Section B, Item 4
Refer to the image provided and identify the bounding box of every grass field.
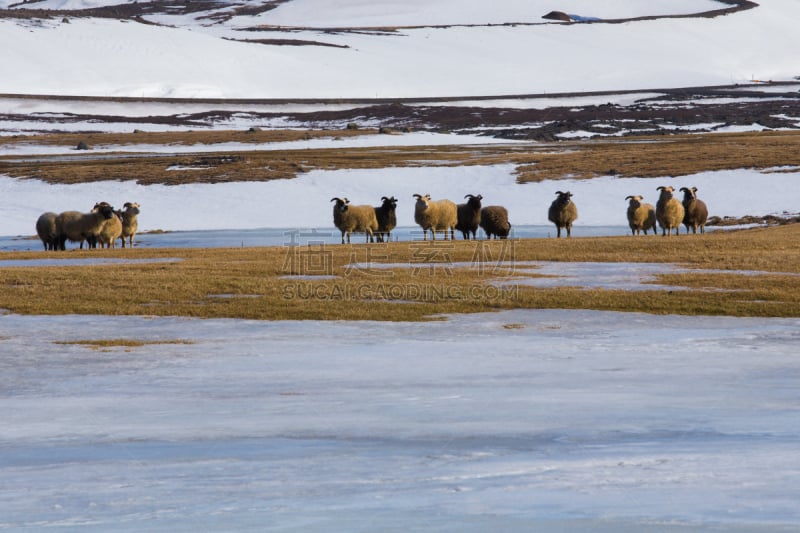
[3,128,800,322]
[2,223,799,321]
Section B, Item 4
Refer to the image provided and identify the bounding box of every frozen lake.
[2,225,659,252]
[1,309,799,531]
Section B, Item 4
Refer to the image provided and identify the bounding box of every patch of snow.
[2,166,798,237]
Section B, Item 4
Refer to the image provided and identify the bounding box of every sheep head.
[93,202,115,220]
[679,187,698,200]
[123,202,141,215]
[331,197,350,212]
[413,193,431,207]
[464,193,483,207]
[381,196,398,209]
[626,195,644,206]
[554,191,573,205]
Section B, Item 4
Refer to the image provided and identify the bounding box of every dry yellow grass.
[4,129,800,185]
[53,339,194,349]
[2,224,799,321]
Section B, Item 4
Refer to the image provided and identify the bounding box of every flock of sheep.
[32,185,706,250]
[331,193,513,244]
[331,186,708,243]
[627,186,708,236]
[35,202,141,251]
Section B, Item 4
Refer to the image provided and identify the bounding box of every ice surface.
[1,309,799,530]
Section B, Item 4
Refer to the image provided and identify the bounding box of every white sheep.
[331,197,378,244]
[35,212,58,251]
[97,215,123,249]
[55,202,116,250]
[117,202,141,248]
[625,195,657,235]
[656,185,685,237]
[413,193,457,241]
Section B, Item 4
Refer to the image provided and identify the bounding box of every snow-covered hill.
[1,1,799,238]
[1,0,798,98]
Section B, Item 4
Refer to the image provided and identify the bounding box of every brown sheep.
[680,187,709,235]
[480,206,512,239]
[548,191,578,238]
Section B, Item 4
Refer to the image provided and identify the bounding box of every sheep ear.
[692,187,698,193]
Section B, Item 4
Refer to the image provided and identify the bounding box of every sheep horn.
[330,197,340,203]
[381,196,388,202]
[679,187,689,192]
[625,195,633,200]
[413,193,422,199]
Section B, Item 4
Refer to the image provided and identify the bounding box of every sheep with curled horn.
[625,195,657,236]
[35,212,59,251]
[331,197,378,244]
[117,202,141,248]
[456,194,482,240]
[54,202,115,250]
[480,205,512,239]
[679,187,708,235]
[412,193,457,241]
[548,190,578,238]
[655,185,685,237]
[373,196,398,243]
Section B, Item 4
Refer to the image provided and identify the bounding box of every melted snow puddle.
[0,257,181,268]
[348,261,790,291]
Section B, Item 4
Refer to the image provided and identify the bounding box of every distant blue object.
[568,14,602,22]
